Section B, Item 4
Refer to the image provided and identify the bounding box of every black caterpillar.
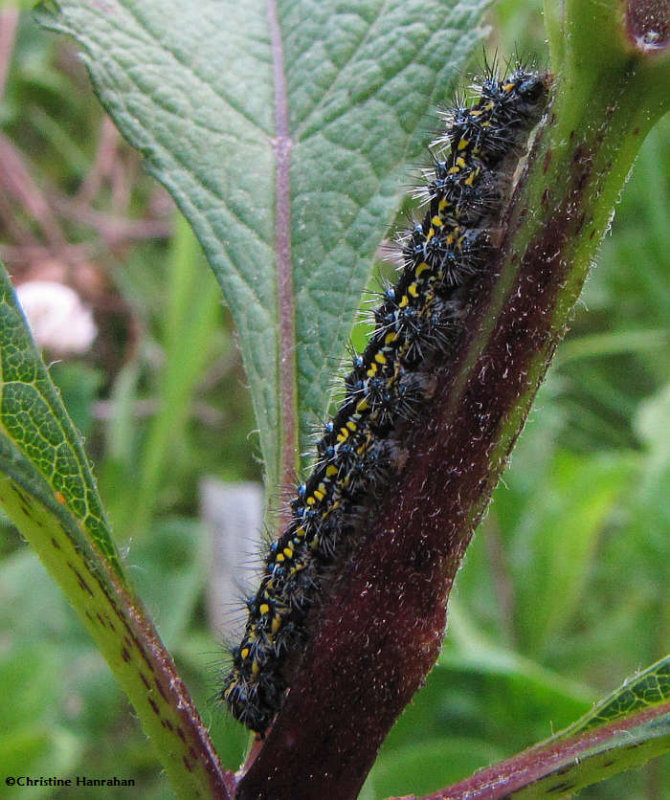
[222,65,551,735]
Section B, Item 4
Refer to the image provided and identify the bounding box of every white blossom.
[16,280,97,355]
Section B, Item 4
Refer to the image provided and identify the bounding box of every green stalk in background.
[120,215,223,536]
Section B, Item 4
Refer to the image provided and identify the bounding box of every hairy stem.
[237,2,670,796]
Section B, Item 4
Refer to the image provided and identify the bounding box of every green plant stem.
[556,329,670,365]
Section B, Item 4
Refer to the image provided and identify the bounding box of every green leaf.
[1,727,82,800]
[560,657,670,738]
[0,641,83,796]
[132,518,209,649]
[0,263,230,799]
[510,451,635,654]
[0,270,122,576]
[368,737,504,798]
[556,328,670,366]
[1,641,68,736]
[35,0,492,497]
[636,382,670,467]
[418,657,670,799]
[624,384,670,652]
[442,602,594,710]
[511,656,670,798]
[125,215,224,535]
[0,1,36,9]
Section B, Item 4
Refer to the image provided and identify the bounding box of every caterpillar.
[221,64,551,735]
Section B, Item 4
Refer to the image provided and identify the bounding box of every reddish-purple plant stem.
[627,0,670,44]
[236,118,593,800]
[406,702,670,799]
[267,0,297,497]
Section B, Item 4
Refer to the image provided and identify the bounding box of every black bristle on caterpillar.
[221,64,551,735]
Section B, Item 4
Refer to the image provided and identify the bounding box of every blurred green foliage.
[1,2,669,798]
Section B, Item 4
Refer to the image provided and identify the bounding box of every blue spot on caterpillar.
[221,64,551,735]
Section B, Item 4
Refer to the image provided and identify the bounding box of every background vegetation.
[1,0,669,797]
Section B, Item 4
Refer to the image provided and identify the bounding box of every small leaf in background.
[635,382,670,486]
[368,737,504,799]
[130,517,209,650]
[508,451,635,656]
